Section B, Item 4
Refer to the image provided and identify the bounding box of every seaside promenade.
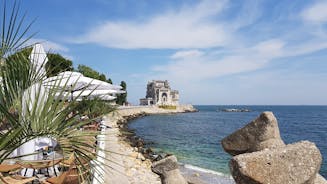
[95,105,197,184]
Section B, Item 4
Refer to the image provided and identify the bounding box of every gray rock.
[152,155,187,184]
[221,111,285,156]
[229,141,322,184]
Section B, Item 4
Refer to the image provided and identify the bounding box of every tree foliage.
[77,64,100,79]
[75,97,115,119]
[77,64,114,83]
[99,74,106,81]
[116,81,127,105]
[6,47,32,59]
[45,53,73,77]
[107,78,112,84]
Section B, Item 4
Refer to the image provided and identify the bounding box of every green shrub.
[75,97,115,119]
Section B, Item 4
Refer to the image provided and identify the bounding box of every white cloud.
[153,39,284,82]
[151,35,327,91]
[28,38,69,52]
[170,50,204,59]
[283,40,327,57]
[301,1,327,23]
[73,0,230,49]
[229,0,262,30]
[64,0,327,104]
[253,39,285,58]
[147,37,327,104]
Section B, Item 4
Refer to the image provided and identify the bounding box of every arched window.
[162,93,167,102]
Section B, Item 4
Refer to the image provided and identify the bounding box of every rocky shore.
[100,105,197,184]
[222,111,327,184]
[99,107,326,184]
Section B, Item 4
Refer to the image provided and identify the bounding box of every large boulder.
[221,111,285,155]
[152,155,187,184]
[229,141,322,184]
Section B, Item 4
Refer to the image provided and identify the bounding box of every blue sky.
[17,0,327,105]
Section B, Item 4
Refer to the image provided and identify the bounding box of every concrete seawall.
[117,104,197,115]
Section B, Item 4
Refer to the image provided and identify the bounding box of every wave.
[180,163,233,179]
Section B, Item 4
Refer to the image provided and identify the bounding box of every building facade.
[140,80,179,106]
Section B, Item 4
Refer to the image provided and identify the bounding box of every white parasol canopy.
[43,74,88,92]
[15,67,56,176]
[57,71,83,78]
[98,94,116,101]
[22,82,48,119]
[29,43,48,78]
[44,72,123,92]
[80,76,123,91]
[12,44,55,162]
[72,89,118,98]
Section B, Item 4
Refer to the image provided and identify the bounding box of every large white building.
[140,80,179,106]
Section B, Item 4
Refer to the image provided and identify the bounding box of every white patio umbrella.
[81,76,123,90]
[57,71,83,77]
[22,82,48,118]
[110,89,126,94]
[74,94,116,101]
[11,44,56,176]
[14,82,57,176]
[43,74,88,92]
[29,43,48,79]
[44,72,125,101]
[72,89,118,98]
[44,72,122,92]
[98,94,116,101]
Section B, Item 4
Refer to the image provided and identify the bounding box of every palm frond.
[0,1,117,183]
[0,0,36,57]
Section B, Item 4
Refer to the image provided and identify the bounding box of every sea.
[128,105,327,182]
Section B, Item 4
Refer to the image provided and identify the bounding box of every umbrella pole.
[71,91,74,101]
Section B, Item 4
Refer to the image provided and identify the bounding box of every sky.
[12,0,327,105]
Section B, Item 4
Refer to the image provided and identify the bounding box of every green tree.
[45,53,73,77]
[75,97,115,119]
[99,73,106,81]
[107,78,113,84]
[116,81,127,105]
[6,47,32,61]
[77,64,100,79]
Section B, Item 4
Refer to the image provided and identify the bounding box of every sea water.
[128,105,327,180]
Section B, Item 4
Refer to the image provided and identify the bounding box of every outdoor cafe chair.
[82,124,99,131]
[43,155,90,184]
[16,159,62,177]
[0,172,36,184]
[42,167,89,184]
[0,164,22,174]
[59,153,91,170]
